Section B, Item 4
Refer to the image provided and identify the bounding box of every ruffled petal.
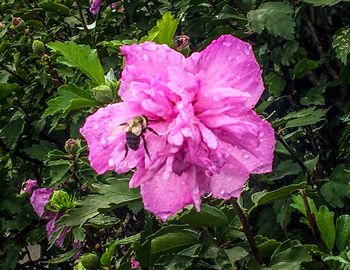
[120,42,185,102]
[80,102,145,174]
[30,188,53,217]
[140,162,193,220]
[209,111,275,174]
[209,155,250,199]
[187,34,264,109]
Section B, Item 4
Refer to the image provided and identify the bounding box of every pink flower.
[81,34,275,220]
[30,187,53,217]
[46,212,70,247]
[21,179,39,195]
[130,256,140,268]
[89,0,102,15]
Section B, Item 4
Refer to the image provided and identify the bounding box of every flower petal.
[140,162,193,220]
[209,156,250,199]
[209,111,275,174]
[30,188,53,217]
[188,34,264,109]
[80,102,145,174]
[120,42,185,102]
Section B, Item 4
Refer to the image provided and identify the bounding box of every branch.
[305,16,339,80]
[75,0,88,33]
[0,61,29,85]
[299,189,325,251]
[231,198,265,266]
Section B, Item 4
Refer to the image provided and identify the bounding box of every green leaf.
[250,182,306,213]
[269,240,312,266]
[43,84,96,117]
[57,178,140,227]
[224,246,249,265]
[151,231,199,256]
[100,234,140,267]
[268,160,303,181]
[145,12,179,46]
[247,2,295,39]
[293,59,319,78]
[47,42,105,85]
[177,204,229,227]
[23,141,55,161]
[274,107,328,129]
[302,0,350,6]
[0,83,20,99]
[47,248,80,264]
[0,114,25,148]
[300,85,326,106]
[333,27,350,65]
[264,72,286,98]
[320,164,350,208]
[315,205,335,252]
[336,215,350,251]
[38,0,70,15]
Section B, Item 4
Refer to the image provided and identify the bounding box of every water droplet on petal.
[259,161,264,166]
[223,41,231,47]
[143,54,149,61]
[259,132,265,138]
[242,153,250,159]
[219,188,225,195]
[108,158,115,166]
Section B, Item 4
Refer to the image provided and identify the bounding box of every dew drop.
[223,41,231,47]
[259,132,265,138]
[242,153,250,159]
[143,54,149,61]
[108,158,115,166]
[259,161,264,166]
[219,188,225,195]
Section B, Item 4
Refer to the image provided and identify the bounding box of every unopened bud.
[79,253,101,270]
[65,139,80,154]
[12,17,26,31]
[32,40,45,54]
[174,35,190,51]
[41,53,50,62]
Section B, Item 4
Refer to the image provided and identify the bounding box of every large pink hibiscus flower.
[81,34,275,220]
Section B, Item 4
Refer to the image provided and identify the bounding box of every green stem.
[231,198,265,266]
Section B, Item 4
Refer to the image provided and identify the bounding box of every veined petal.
[120,42,185,101]
[80,102,145,174]
[140,164,193,221]
[187,34,264,109]
[30,188,53,217]
[214,111,275,174]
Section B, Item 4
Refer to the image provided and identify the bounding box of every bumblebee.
[123,115,158,159]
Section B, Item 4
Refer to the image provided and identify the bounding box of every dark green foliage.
[1,0,350,269]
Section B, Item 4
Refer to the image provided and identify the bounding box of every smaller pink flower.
[89,0,102,14]
[30,188,53,217]
[21,179,38,195]
[46,212,70,247]
[131,256,140,269]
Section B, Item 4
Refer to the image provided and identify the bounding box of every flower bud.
[12,17,26,31]
[65,139,80,154]
[32,40,45,54]
[41,53,50,62]
[79,253,101,270]
[48,190,76,212]
[174,35,190,51]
